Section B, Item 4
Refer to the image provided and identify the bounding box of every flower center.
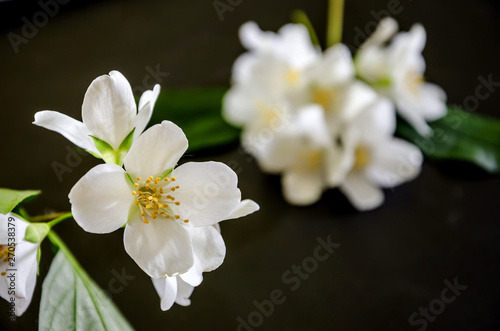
[131,176,189,225]
[405,70,424,94]
[312,87,340,112]
[353,145,370,170]
[285,69,300,86]
[0,245,12,277]
[256,101,287,127]
[296,149,324,173]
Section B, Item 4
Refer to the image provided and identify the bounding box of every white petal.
[175,277,195,306]
[231,53,259,85]
[394,95,433,136]
[276,23,319,68]
[33,111,98,154]
[349,97,396,144]
[340,172,384,211]
[82,70,136,150]
[69,164,132,234]
[186,226,226,285]
[324,144,352,187]
[124,218,193,278]
[222,86,258,127]
[311,44,354,86]
[171,162,241,227]
[152,277,177,311]
[225,199,260,220]
[355,47,389,84]
[366,138,422,188]
[282,170,324,206]
[340,81,380,124]
[134,84,161,140]
[239,21,273,51]
[124,121,188,178]
[361,17,398,49]
[418,83,447,121]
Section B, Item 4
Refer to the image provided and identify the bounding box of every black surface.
[0,0,499,330]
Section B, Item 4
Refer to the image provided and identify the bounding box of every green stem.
[291,9,321,47]
[327,0,345,47]
[47,213,73,228]
[31,211,70,223]
[47,230,84,272]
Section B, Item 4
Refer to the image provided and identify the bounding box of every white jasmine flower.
[69,121,258,278]
[356,18,447,136]
[235,21,320,88]
[257,105,339,205]
[307,44,380,133]
[224,22,320,128]
[0,214,38,316]
[334,98,423,210]
[33,70,160,164]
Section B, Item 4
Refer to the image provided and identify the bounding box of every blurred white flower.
[307,44,381,134]
[257,105,339,205]
[0,214,38,316]
[224,20,426,209]
[335,98,423,210]
[69,121,258,278]
[356,18,447,136]
[224,22,321,163]
[34,70,160,164]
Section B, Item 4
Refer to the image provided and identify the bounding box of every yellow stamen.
[354,145,370,170]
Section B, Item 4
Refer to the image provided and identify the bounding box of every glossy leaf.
[397,106,500,173]
[148,88,240,153]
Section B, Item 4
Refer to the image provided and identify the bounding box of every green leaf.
[0,188,40,214]
[90,135,120,165]
[40,251,133,331]
[148,88,240,153]
[396,106,500,173]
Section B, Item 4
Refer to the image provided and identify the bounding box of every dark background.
[0,0,499,330]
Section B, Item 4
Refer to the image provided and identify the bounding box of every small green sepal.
[25,223,50,244]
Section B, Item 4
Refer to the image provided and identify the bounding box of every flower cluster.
[34,71,259,310]
[223,18,446,210]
